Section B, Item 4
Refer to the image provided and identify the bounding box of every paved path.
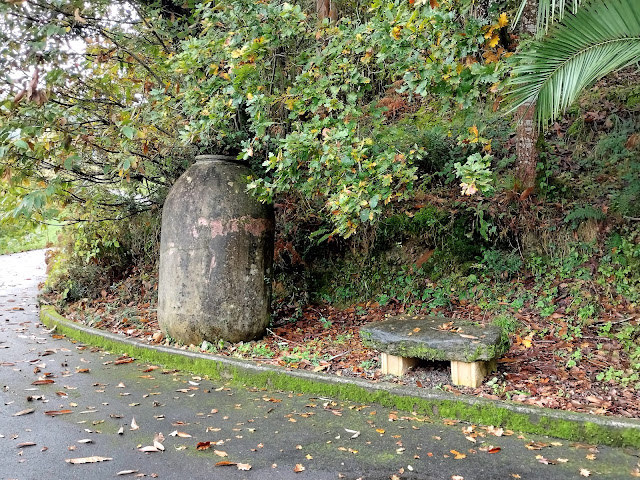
[1,250,639,480]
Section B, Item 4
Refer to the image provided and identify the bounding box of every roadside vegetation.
[1,0,638,416]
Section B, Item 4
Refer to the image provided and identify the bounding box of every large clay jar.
[158,155,274,345]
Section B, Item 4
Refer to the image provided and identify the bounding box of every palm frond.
[513,0,583,37]
[507,0,640,127]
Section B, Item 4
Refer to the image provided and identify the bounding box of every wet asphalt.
[1,250,639,480]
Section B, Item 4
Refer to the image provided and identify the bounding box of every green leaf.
[14,139,29,151]
[507,0,640,126]
[121,126,136,140]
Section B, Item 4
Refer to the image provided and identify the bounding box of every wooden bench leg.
[381,353,418,376]
[450,360,497,387]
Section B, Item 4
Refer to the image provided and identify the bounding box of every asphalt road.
[1,250,639,480]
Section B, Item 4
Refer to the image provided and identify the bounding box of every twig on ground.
[589,316,636,327]
[266,328,304,346]
[327,351,350,361]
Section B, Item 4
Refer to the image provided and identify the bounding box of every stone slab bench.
[360,315,508,388]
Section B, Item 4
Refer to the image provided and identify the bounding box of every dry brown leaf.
[294,464,305,473]
[237,463,252,471]
[215,461,237,467]
[487,447,501,454]
[17,442,36,448]
[197,442,211,451]
[65,456,113,464]
[450,449,466,460]
[115,356,134,365]
[44,409,72,416]
[32,379,54,385]
[214,450,228,457]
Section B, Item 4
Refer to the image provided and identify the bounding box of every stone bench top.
[360,315,507,363]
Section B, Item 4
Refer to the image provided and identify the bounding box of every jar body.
[158,156,274,344]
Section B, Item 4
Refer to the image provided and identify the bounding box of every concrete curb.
[40,305,640,448]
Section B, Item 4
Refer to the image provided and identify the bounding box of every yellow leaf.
[488,34,500,48]
[498,13,508,28]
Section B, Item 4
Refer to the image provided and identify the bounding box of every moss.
[40,306,640,449]
[361,337,506,363]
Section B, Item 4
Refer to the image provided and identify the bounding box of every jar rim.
[195,154,244,163]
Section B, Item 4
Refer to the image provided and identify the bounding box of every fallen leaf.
[130,417,139,430]
[345,428,360,439]
[197,442,211,451]
[237,463,252,471]
[13,408,35,416]
[32,379,54,385]
[580,468,591,477]
[17,442,36,448]
[138,445,160,453]
[44,409,72,416]
[450,450,466,460]
[451,476,464,480]
[116,470,139,476]
[487,447,501,454]
[215,461,237,467]
[169,430,191,438]
[214,450,228,457]
[77,439,93,444]
[115,357,134,365]
[65,456,113,464]
[294,464,305,473]
[153,432,165,451]
[525,441,548,450]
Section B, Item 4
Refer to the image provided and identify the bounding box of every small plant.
[318,316,332,329]
[454,153,494,196]
[485,376,505,396]
[359,360,378,371]
[251,343,274,358]
[334,333,354,345]
[565,348,582,369]
[492,315,520,350]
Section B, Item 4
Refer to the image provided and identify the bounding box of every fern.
[564,205,606,229]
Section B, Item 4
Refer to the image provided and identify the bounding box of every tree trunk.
[316,0,338,22]
[515,1,539,190]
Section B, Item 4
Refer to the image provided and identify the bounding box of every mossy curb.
[40,305,640,448]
